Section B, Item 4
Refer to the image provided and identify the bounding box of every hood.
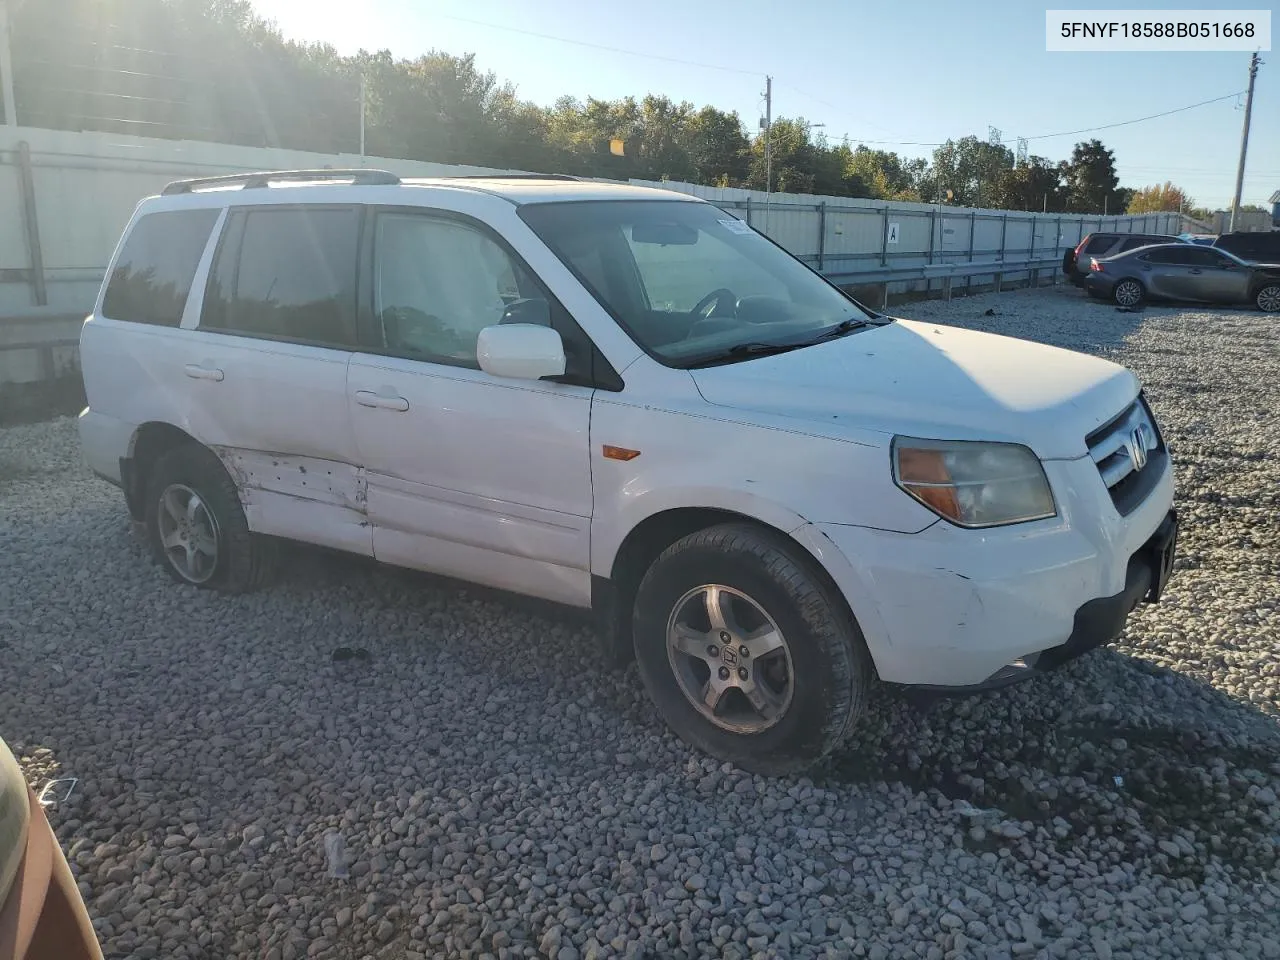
[690,319,1139,460]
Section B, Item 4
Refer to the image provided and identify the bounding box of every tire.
[144,443,276,593]
[631,522,872,776]
[1255,283,1280,313]
[1113,278,1145,307]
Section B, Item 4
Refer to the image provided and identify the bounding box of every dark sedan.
[1084,242,1280,312]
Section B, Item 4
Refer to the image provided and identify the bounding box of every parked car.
[1084,242,1280,311]
[1212,230,1280,263]
[0,737,104,959]
[1062,231,1182,285]
[78,169,1180,774]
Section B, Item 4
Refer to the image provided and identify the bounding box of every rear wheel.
[144,443,276,592]
[1256,283,1280,313]
[1113,278,1145,307]
[631,523,872,775]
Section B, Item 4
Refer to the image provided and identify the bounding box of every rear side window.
[1120,237,1155,252]
[1083,235,1116,254]
[202,207,360,348]
[101,209,220,326]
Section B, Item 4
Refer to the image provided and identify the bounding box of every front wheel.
[632,523,872,776]
[1113,278,1145,307]
[1256,283,1280,313]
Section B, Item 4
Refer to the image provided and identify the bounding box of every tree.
[994,156,1064,211]
[686,107,751,186]
[922,136,1014,207]
[1060,139,1128,214]
[845,146,923,200]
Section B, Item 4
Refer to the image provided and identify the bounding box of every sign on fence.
[887,222,900,245]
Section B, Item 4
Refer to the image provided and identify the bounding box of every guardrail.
[0,253,1069,373]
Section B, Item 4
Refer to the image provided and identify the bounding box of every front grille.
[1085,393,1167,516]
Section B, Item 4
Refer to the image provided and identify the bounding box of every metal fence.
[634,179,1181,292]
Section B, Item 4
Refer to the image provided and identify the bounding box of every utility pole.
[0,0,18,127]
[1229,52,1261,233]
[763,75,773,229]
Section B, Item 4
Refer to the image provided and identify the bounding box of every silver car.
[1084,242,1280,312]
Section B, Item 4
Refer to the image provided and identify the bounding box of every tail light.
[1074,238,1089,257]
[1090,260,1104,272]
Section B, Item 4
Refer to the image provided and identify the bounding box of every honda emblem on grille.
[1126,426,1148,472]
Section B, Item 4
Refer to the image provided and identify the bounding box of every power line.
[819,91,1248,151]
[1019,90,1245,141]
[429,13,762,76]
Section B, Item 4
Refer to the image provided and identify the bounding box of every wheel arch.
[592,502,864,671]
[121,421,203,521]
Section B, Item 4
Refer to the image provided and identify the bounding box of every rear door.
[183,204,371,555]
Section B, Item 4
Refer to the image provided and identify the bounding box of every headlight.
[892,437,1057,528]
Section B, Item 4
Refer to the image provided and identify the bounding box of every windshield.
[518,199,877,366]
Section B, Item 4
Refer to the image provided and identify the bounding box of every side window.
[373,213,540,368]
[1185,247,1230,267]
[202,207,360,348]
[1084,235,1116,255]
[101,209,220,326]
[1120,237,1154,252]
[1142,247,1192,265]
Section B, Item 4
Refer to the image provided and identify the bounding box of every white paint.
[78,175,1177,691]
[476,324,566,381]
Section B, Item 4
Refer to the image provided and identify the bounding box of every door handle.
[1189,268,1203,274]
[355,390,409,412]
[184,363,224,381]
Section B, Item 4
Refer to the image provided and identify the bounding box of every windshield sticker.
[718,218,754,236]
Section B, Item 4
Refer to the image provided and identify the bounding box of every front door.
[347,209,595,607]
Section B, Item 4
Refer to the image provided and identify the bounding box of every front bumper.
[793,450,1176,688]
[905,507,1177,695]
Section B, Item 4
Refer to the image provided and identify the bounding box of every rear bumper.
[76,408,135,486]
[1082,273,1116,296]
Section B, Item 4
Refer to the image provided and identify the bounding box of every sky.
[248,0,1275,210]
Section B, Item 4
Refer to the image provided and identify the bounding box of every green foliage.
[5,0,1135,213]
[1060,139,1128,215]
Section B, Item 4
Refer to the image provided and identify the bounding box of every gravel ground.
[2,283,1278,960]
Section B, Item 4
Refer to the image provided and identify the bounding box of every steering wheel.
[691,288,738,320]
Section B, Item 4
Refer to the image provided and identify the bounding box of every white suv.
[77,169,1179,774]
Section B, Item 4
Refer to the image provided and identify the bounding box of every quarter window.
[101,209,220,326]
[202,207,360,347]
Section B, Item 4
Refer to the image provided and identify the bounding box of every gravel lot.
[2,284,1278,960]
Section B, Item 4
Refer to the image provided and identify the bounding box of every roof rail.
[445,173,583,182]
[161,168,401,196]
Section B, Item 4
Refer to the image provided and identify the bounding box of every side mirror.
[476,323,566,381]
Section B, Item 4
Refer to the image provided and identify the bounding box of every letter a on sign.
[887,222,900,245]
